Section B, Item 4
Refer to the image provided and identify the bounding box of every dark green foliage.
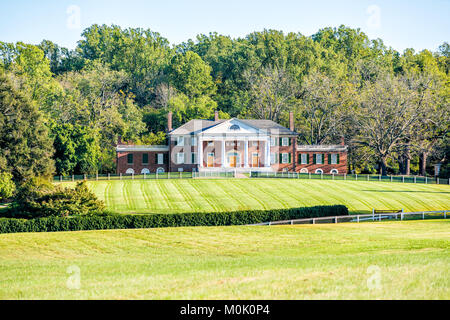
[11,179,104,218]
[51,123,100,175]
[0,205,348,234]
[0,70,55,181]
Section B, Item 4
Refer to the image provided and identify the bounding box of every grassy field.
[0,220,448,299]
[62,179,450,214]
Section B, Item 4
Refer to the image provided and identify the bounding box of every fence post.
[379,214,382,221]
[309,173,311,180]
[84,174,87,181]
[379,175,381,181]
[291,220,294,225]
[367,175,369,181]
[355,174,358,181]
[144,173,146,180]
[401,212,404,221]
[402,176,404,183]
[357,215,360,223]
[59,175,62,182]
[332,173,335,180]
[156,172,158,179]
[414,176,416,184]
[108,173,110,181]
[321,173,323,180]
[72,175,74,182]
[437,178,439,185]
[372,208,375,221]
[445,211,447,219]
[422,211,425,220]
[96,173,98,181]
[390,175,393,182]
[120,173,122,180]
[425,176,427,184]
[335,217,338,224]
[312,218,315,225]
[344,173,346,181]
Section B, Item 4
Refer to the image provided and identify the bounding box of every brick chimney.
[214,110,219,122]
[167,111,173,132]
[341,136,345,146]
[289,112,294,132]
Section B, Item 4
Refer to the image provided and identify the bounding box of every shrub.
[0,172,15,202]
[11,179,105,218]
[0,205,348,234]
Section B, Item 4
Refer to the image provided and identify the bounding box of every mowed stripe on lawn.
[77,179,450,214]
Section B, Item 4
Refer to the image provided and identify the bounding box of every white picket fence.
[249,210,449,226]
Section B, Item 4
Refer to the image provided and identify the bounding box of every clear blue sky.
[0,0,449,53]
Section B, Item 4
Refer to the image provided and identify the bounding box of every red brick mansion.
[116,112,348,175]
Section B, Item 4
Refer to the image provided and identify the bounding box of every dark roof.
[169,119,226,135]
[169,118,297,136]
[239,119,298,135]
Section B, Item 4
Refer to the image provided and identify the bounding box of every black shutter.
[337,154,340,164]
[307,154,309,164]
[328,154,332,165]
[313,154,316,164]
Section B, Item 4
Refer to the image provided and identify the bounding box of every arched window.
[126,168,135,175]
[156,167,165,174]
[315,169,323,174]
[330,169,339,174]
[300,168,308,174]
[141,168,150,174]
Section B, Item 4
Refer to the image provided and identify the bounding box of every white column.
[244,139,249,168]
[198,137,203,168]
[265,138,270,167]
[221,139,226,168]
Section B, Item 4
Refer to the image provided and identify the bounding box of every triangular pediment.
[200,118,263,135]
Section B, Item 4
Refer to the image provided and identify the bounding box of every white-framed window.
[300,168,308,173]
[270,137,276,147]
[316,154,323,165]
[177,136,184,147]
[126,168,135,175]
[315,169,323,174]
[330,169,339,174]
[282,137,289,146]
[191,137,197,146]
[331,154,338,165]
[141,168,150,174]
[270,153,276,165]
[301,154,308,165]
[157,153,164,165]
[282,153,289,164]
[177,152,185,164]
[191,152,197,164]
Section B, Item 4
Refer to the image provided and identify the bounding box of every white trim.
[315,169,324,174]
[126,168,135,174]
[156,167,165,174]
[330,169,339,174]
[300,168,308,173]
[141,168,150,174]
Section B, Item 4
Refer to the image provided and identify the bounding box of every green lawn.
[63,179,450,214]
[0,220,448,299]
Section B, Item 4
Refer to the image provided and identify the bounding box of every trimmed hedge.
[0,205,348,234]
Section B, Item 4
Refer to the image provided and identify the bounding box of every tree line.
[0,24,449,188]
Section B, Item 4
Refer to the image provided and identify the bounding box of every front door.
[207,153,214,167]
[252,153,259,167]
[229,156,236,168]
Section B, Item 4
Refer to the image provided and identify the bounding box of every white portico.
[196,119,272,172]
